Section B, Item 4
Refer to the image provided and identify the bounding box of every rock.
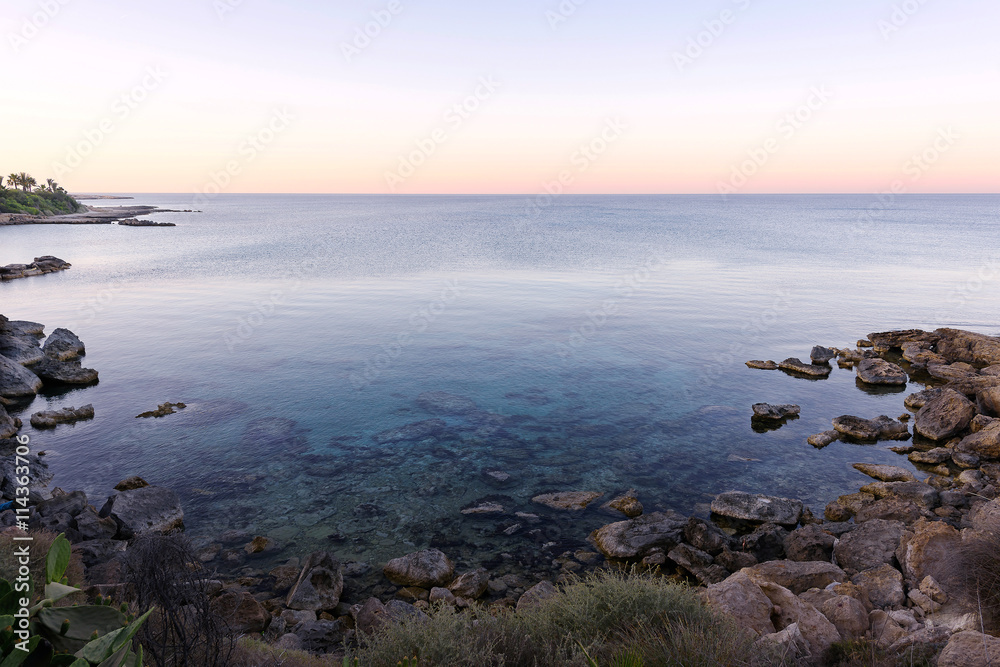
[118,218,176,227]
[460,500,505,515]
[135,402,186,419]
[71,506,118,540]
[29,404,94,429]
[72,538,127,568]
[833,519,905,574]
[710,491,803,526]
[372,419,446,443]
[955,422,1000,459]
[810,346,836,363]
[416,391,477,415]
[0,354,43,399]
[819,595,868,640]
[778,358,832,377]
[0,335,43,366]
[807,431,840,448]
[868,329,937,350]
[30,357,98,385]
[907,588,941,614]
[746,360,778,370]
[983,365,1000,377]
[604,490,643,518]
[383,549,454,588]
[42,328,85,361]
[667,544,728,585]
[704,571,775,636]
[852,463,915,483]
[113,476,149,491]
[36,490,88,517]
[532,491,603,511]
[832,415,898,442]
[516,581,558,611]
[870,415,911,440]
[684,517,730,555]
[274,634,302,651]
[935,328,1000,366]
[715,548,757,572]
[928,362,979,380]
[905,387,945,411]
[860,481,939,509]
[755,581,842,658]
[851,564,904,608]
[429,587,455,604]
[294,620,344,653]
[896,518,961,589]
[784,524,836,562]
[0,404,18,438]
[210,591,268,633]
[978,387,1000,418]
[908,448,953,465]
[739,523,790,562]
[286,552,343,611]
[937,631,1000,667]
[914,389,976,441]
[945,376,1000,399]
[245,536,277,554]
[755,622,811,661]
[100,486,184,539]
[869,610,909,648]
[352,598,388,635]
[854,497,923,524]
[448,568,489,599]
[856,358,908,386]
[588,510,687,559]
[744,560,847,594]
[751,403,800,420]
[887,625,954,653]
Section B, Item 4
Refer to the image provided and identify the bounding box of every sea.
[2,194,999,581]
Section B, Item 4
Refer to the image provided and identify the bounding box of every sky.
[1,0,997,194]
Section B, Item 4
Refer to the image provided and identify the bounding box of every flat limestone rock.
[955,422,1000,460]
[710,491,803,526]
[852,463,915,483]
[914,388,975,441]
[832,415,909,442]
[589,510,687,559]
[746,360,778,370]
[778,358,832,378]
[856,358,908,386]
[532,491,603,511]
[807,430,840,448]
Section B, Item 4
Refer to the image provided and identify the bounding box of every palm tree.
[7,173,18,190]
[46,178,58,193]
[18,173,35,192]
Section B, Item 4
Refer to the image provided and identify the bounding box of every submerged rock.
[532,491,603,511]
[856,358,908,386]
[807,430,840,448]
[416,391,477,415]
[30,404,94,429]
[710,491,803,527]
[604,490,643,518]
[136,402,186,418]
[373,419,446,443]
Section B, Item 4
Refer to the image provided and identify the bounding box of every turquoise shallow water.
[2,194,999,575]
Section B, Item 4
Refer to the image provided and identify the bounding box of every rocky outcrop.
[31,357,99,385]
[833,519,904,575]
[856,358,908,386]
[710,491,803,526]
[118,218,176,227]
[30,404,94,429]
[42,328,86,361]
[383,549,454,588]
[589,510,687,559]
[0,353,43,399]
[937,631,1000,667]
[99,485,184,539]
[0,256,71,281]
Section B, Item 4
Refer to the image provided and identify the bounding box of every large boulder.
[784,524,836,562]
[955,422,1000,460]
[710,491,802,526]
[589,511,687,559]
[448,568,489,599]
[744,560,846,594]
[516,581,558,612]
[99,486,184,539]
[979,386,1000,417]
[30,358,99,385]
[935,328,1000,366]
[914,389,976,441]
[0,354,43,399]
[0,404,18,438]
[819,595,869,640]
[860,481,939,509]
[704,571,775,636]
[833,519,905,575]
[210,591,268,633]
[286,552,344,611]
[896,519,961,589]
[756,580,843,658]
[42,328,86,361]
[937,631,1000,667]
[856,358,907,386]
[832,415,908,442]
[383,549,454,588]
[0,335,44,366]
[851,564,905,608]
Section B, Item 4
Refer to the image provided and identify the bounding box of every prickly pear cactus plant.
[1,533,153,666]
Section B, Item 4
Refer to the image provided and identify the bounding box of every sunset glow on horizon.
[2,0,997,195]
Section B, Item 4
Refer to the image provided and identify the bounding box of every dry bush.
[118,533,235,667]
[954,513,1000,634]
[229,638,340,667]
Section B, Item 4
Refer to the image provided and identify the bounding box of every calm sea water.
[2,194,999,577]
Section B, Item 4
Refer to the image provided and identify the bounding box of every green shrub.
[353,569,790,667]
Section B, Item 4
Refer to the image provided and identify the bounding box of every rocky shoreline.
[2,322,999,662]
[0,255,71,281]
[0,204,194,225]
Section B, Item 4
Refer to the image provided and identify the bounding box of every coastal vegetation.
[0,172,81,215]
